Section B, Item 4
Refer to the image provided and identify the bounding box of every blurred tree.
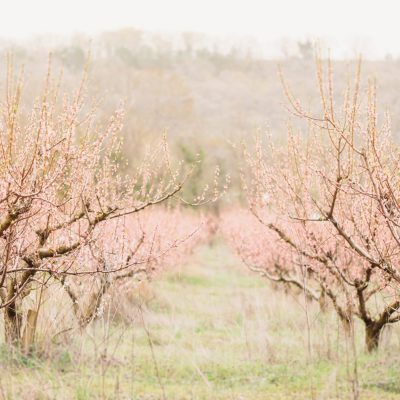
[54,46,85,72]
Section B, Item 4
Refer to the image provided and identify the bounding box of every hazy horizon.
[1,0,399,59]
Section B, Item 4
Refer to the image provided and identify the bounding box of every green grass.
[0,240,400,399]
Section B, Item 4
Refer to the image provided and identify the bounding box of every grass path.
[1,241,400,399]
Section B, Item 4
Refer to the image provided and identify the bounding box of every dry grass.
[0,240,399,399]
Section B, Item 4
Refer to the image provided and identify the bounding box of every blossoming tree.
[241,57,400,351]
[0,60,209,347]
[60,208,207,328]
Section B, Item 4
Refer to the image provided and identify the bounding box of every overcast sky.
[0,0,397,58]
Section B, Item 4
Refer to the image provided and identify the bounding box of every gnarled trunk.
[365,322,383,352]
[22,309,38,354]
[4,300,22,345]
[338,309,353,336]
[63,277,111,328]
[318,289,328,313]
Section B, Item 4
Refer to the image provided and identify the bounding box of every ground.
[0,241,400,399]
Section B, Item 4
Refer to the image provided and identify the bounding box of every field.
[2,3,400,400]
[1,240,399,400]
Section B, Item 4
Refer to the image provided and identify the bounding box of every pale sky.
[0,0,398,58]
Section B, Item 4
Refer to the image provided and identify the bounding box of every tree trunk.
[318,290,328,313]
[339,312,353,336]
[365,322,383,352]
[63,277,111,329]
[4,300,22,346]
[22,309,38,354]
